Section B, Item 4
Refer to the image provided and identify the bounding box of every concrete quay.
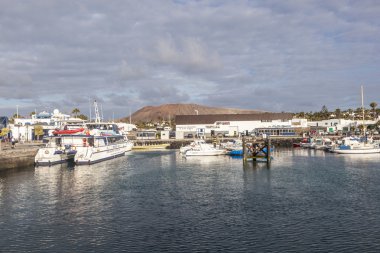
[0,143,41,171]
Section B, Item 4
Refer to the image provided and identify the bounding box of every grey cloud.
[0,0,379,117]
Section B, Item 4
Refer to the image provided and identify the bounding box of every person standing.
[11,137,16,149]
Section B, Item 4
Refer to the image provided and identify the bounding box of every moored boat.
[75,135,133,165]
[183,142,226,156]
[331,136,380,154]
[35,136,77,166]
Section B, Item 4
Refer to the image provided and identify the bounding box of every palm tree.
[72,108,80,117]
[334,108,341,119]
[370,102,378,120]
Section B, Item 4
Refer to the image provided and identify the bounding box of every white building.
[175,113,299,139]
[115,122,137,135]
[10,109,85,141]
[307,118,377,134]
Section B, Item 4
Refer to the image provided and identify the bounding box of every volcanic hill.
[122,104,266,123]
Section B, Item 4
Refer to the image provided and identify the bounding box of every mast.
[361,85,366,135]
[89,97,92,122]
[94,100,101,123]
[100,103,104,122]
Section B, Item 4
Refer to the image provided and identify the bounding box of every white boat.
[332,86,380,154]
[74,135,133,165]
[35,136,77,166]
[221,139,243,151]
[331,136,380,154]
[35,101,134,166]
[300,138,315,148]
[180,139,207,154]
[183,142,226,156]
[74,101,134,165]
[313,137,332,150]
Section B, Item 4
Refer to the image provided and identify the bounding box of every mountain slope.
[121,104,266,123]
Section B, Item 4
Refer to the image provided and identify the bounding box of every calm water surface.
[1,149,380,252]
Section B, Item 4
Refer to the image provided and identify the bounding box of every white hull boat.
[331,137,380,154]
[35,146,76,166]
[313,138,332,150]
[35,136,77,166]
[183,142,226,156]
[333,148,380,154]
[75,136,133,165]
[185,149,226,156]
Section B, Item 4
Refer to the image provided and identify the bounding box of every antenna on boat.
[94,100,101,123]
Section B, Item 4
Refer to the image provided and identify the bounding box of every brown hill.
[121,104,266,123]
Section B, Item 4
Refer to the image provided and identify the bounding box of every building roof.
[175,113,293,125]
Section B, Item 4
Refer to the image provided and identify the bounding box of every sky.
[0,0,379,119]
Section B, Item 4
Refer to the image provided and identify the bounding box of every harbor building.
[307,119,377,135]
[10,109,85,141]
[175,113,305,139]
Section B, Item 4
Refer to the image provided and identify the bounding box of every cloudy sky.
[1,0,379,118]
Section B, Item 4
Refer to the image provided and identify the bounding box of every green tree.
[334,108,341,119]
[72,108,80,117]
[0,127,9,137]
[77,114,88,120]
[34,125,44,141]
[370,102,378,120]
[320,105,329,119]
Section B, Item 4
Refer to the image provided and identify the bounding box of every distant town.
[1,102,379,143]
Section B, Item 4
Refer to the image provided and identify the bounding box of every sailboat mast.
[361,85,365,134]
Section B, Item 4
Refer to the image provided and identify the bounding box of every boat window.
[55,138,62,146]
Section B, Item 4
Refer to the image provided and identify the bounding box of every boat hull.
[333,148,380,154]
[185,150,226,156]
[35,148,76,166]
[75,143,130,165]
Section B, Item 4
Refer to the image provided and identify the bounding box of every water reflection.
[2,150,380,252]
[339,153,380,164]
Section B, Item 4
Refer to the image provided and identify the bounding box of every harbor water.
[1,149,380,252]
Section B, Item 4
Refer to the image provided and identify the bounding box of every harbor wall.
[0,147,39,171]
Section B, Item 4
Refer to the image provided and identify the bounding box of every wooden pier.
[242,136,272,164]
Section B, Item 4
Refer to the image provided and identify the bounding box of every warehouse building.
[175,113,304,139]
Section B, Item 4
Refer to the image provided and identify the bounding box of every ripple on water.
[1,149,380,252]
